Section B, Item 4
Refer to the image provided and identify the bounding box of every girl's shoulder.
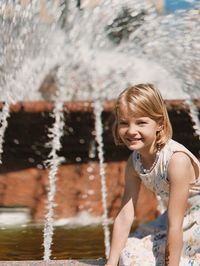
[164,139,195,155]
[164,139,187,151]
[162,139,200,169]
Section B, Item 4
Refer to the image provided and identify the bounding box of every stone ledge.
[0,99,199,113]
[0,259,105,266]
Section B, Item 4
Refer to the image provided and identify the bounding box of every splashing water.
[0,102,10,163]
[0,0,67,102]
[43,100,65,260]
[1,0,200,102]
[94,99,110,258]
[0,0,200,260]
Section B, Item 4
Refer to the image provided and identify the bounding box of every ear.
[157,119,163,132]
[157,125,163,132]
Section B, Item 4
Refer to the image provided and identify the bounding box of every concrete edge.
[0,259,106,266]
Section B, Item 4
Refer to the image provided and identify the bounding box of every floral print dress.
[119,139,200,266]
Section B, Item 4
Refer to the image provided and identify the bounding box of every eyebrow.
[134,117,149,120]
[118,118,127,121]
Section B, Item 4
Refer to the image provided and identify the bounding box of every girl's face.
[117,106,161,153]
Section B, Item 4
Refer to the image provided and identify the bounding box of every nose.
[127,124,137,135]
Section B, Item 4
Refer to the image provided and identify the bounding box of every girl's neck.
[139,143,158,159]
[138,144,160,174]
[139,144,160,169]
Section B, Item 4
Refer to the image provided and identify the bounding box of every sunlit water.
[0,220,139,261]
[0,0,200,102]
[0,224,105,260]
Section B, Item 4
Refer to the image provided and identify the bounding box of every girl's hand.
[104,261,117,266]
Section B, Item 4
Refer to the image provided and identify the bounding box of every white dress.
[119,139,200,266]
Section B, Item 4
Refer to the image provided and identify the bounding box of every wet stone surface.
[0,259,105,266]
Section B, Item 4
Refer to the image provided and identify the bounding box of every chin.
[127,143,143,151]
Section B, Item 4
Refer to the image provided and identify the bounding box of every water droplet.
[75,157,82,162]
[68,127,74,133]
[13,139,19,144]
[89,175,95,180]
[87,166,93,173]
[37,164,43,169]
[28,157,35,163]
[87,189,94,195]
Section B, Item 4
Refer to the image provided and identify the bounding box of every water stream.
[93,99,110,258]
[43,100,65,260]
[0,102,10,164]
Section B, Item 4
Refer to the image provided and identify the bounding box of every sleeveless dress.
[119,139,200,266]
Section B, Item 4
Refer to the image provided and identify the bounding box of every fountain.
[0,0,200,264]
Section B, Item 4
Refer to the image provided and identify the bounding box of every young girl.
[105,84,200,266]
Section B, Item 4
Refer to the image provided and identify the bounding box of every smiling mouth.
[128,138,142,142]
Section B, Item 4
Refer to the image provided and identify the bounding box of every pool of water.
[0,224,105,261]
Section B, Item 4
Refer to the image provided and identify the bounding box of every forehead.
[117,103,147,119]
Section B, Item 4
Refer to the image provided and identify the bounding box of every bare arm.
[106,155,141,266]
[165,152,194,266]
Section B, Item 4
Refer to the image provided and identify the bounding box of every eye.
[137,120,147,125]
[119,120,128,126]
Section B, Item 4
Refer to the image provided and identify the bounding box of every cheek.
[118,127,126,138]
[141,126,157,136]
[118,127,123,136]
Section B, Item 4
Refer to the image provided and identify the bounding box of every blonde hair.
[113,83,172,147]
